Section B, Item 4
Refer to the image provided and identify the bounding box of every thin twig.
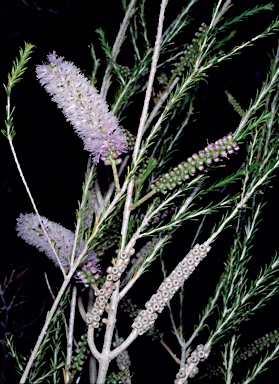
[111,160,121,193]
[160,339,181,365]
[101,0,137,98]
[66,285,78,383]
[7,134,65,276]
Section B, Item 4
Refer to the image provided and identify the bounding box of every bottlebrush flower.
[36,52,127,164]
[16,213,101,284]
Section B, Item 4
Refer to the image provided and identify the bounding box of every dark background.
[1,0,279,383]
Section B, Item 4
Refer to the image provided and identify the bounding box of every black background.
[1,1,279,383]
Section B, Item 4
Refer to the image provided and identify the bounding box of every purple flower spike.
[36,51,127,164]
[16,213,100,282]
[16,213,76,270]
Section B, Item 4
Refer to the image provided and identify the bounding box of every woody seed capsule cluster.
[89,248,135,328]
[151,134,239,194]
[132,243,210,335]
[113,337,131,371]
[120,297,164,341]
[174,344,210,383]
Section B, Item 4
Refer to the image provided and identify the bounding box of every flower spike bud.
[174,344,210,383]
[151,134,239,194]
[36,52,127,164]
[71,334,89,372]
[113,337,131,371]
[225,90,245,117]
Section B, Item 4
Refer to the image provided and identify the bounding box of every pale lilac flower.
[75,254,102,287]
[36,52,127,164]
[16,213,100,282]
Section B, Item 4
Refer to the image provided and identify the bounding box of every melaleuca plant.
[3,1,279,383]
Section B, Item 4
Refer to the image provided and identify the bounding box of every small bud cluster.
[132,243,210,335]
[151,134,239,194]
[82,188,97,232]
[236,329,279,363]
[71,334,89,372]
[106,368,131,384]
[90,248,135,328]
[148,200,177,226]
[113,337,131,371]
[174,344,210,383]
[172,23,207,76]
[120,297,140,319]
[205,365,221,380]
[120,126,151,181]
[120,126,136,151]
[146,325,164,341]
[205,329,279,379]
[75,254,102,287]
[157,72,168,86]
[135,156,150,181]
[118,65,132,79]
[225,90,245,117]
